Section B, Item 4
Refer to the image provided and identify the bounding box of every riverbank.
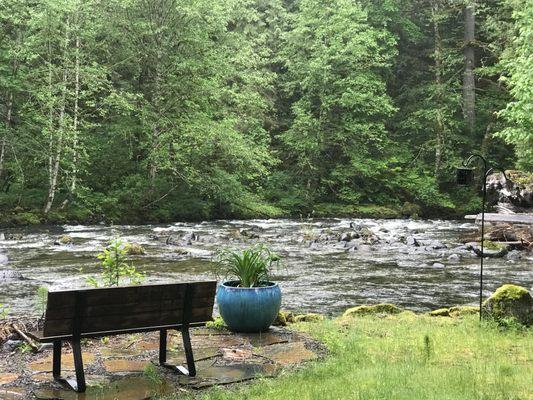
[0,200,477,228]
[173,312,532,400]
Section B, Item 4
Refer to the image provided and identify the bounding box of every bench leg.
[182,325,196,377]
[159,329,167,364]
[159,327,196,376]
[52,340,61,379]
[52,340,86,392]
[72,340,86,392]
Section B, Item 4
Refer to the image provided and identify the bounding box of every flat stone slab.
[0,374,18,386]
[103,359,150,373]
[33,376,173,400]
[258,341,318,365]
[1,325,324,397]
[29,352,96,372]
[177,362,277,389]
[0,387,25,399]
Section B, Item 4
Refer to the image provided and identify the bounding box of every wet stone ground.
[0,326,325,399]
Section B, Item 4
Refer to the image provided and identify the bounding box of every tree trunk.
[463,2,476,135]
[44,19,70,214]
[480,121,493,159]
[0,92,12,181]
[61,33,80,209]
[432,0,444,177]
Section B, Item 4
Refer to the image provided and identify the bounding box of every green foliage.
[0,303,9,319]
[143,363,163,387]
[0,0,527,222]
[205,316,229,331]
[496,0,533,170]
[214,244,280,288]
[87,238,145,287]
[17,342,33,354]
[35,286,48,316]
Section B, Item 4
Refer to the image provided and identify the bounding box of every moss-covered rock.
[429,308,450,317]
[274,310,296,326]
[126,243,146,255]
[294,313,324,323]
[343,303,403,317]
[448,306,478,316]
[429,306,479,318]
[483,284,533,326]
[57,235,73,245]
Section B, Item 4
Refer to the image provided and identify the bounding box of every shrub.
[87,237,145,287]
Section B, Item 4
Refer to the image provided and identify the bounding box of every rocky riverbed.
[0,218,532,316]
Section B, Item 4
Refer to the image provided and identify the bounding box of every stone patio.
[0,326,325,399]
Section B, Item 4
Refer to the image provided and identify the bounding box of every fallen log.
[11,324,39,351]
[467,245,508,258]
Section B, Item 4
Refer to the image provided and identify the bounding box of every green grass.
[169,313,532,400]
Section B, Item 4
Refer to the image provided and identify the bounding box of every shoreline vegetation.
[1,0,532,231]
[0,202,473,228]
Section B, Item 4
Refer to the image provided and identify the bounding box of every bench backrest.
[43,281,217,338]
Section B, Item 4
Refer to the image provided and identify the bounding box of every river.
[0,218,531,316]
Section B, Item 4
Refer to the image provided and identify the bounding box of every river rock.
[432,262,445,268]
[447,254,460,262]
[0,269,26,282]
[506,250,522,260]
[483,284,533,326]
[0,233,5,241]
[5,233,23,240]
[239,229,259,239]
[0,253,8,265]
[340,231,359,242]
[3,340,22,352]
[405,236,420,247]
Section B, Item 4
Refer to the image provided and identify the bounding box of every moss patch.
[429,306,479,318]
[343,303,403,317]
[274,310,296,326]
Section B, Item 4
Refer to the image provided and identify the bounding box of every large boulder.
[486,170,533,210]
[483,284,533,326]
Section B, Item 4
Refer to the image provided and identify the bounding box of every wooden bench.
[29,281,217,392]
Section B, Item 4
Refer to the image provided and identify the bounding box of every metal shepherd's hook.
[458,154,509,320]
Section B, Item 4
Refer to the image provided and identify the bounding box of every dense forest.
[0,0,531,224]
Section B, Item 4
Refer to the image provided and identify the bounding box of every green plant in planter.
[215,244,283,332]
[214,244,280,287]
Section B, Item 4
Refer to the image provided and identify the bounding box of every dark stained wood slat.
[43,306,214,337]
[46,281,216,309]
[45,296,214,320]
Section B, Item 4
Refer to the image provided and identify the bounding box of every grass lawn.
[172,313,532,400]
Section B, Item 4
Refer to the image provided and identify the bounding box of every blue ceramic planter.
[216,281,281,333]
